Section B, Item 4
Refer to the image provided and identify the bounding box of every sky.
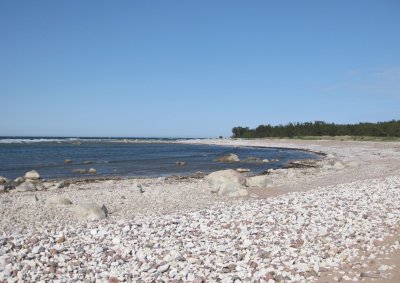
[0,1,399,137]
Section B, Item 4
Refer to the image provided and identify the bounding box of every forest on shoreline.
[232,120,400,138]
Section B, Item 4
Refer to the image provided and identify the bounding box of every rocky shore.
[1,139,400,282]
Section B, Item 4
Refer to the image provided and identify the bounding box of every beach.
[1,139,400,282]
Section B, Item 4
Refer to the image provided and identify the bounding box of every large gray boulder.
[74,203,107,220]
[15,181,36,192]
[215,153,240,163]
[24,170,40,181]
[206,169,247,196]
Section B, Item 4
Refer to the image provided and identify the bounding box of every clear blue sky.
[1,1,399,137]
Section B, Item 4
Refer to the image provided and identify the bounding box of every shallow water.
[0,138,319,179]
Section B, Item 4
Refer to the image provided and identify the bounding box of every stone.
[157,263,170,273]
[333,162,345,170]
[24,170,40,180]
[15,181,36,192]
[245,156,264,163]
[205,169,246,195]
[262,159,270,163]
[64,159,72,163]
[215,153,240,163]
[236,168,250,173]
[0,176,8,184]
[72,169,87,174]
[132,182,144,193]
[246,175,272,188]
[176,161,187,166]
[74,203,107,220]
[13,177,25,185]
[227,188,249,197]
[47,196,73,205]
[88,168,97,174]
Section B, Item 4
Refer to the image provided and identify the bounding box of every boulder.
[13,177,25,185]
[0,176,8,184]
[24,170,40,180]
[206,169,246,196]
[74,203,107,220]
[47,196,73,205]
[88,168,97,174]
[246,175,272,188]
[15,181,36,192]
[215,153,240,163]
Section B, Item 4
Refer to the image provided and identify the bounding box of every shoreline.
[1,139,400,282]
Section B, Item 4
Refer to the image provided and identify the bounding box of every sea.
[0,137,320,180]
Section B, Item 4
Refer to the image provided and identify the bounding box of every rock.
[157,263,170,273]
[236,168,250,173]
[88,168,97,174]
[47,196,73,205]
[31,245,44,254]
[15,181,36,192]
[132,182,144,193]
[262,159,270,163]
[35,183,45,191]
[0,185,5,192]
[245,157,264,163]
[215,153,240,163]
[57,180,69,189]
[24,170,40,180]
[175,161,187,166]
[13,177,25,185]
[206,169,246,195]
[74,203,107,220]
[333,162,345,170]
[64,159,72,163]
[72,169,87,174]
[0,176,8,184]
[246,175,272,188]
[227,188,249,197]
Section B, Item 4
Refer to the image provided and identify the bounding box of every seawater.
[0,137,319,179]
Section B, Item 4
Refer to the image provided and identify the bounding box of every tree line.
[232,120,400,138]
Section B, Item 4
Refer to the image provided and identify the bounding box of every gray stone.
[88,168,97,174]
[72,169,87,174]
[13,177,25,185]
[24,170,40,180]
[246,175,272,188]
[215,153,240,163]
[74,203,107,220]
[15,182,36,192]
[206,169,246,195]
[0,176,8,184]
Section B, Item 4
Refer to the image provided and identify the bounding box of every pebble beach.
[1,139,400,282]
